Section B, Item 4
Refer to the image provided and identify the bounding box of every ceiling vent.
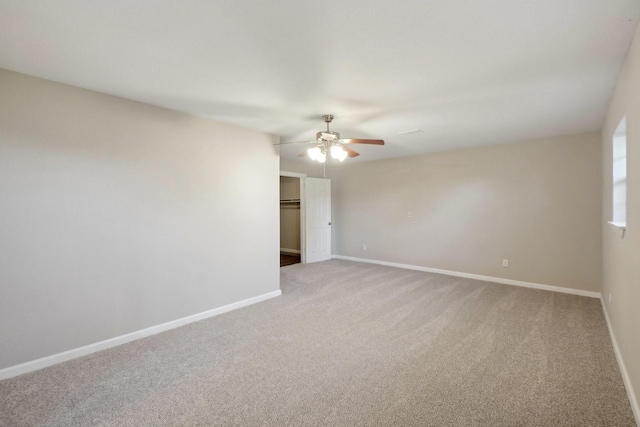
[398,129,424,136]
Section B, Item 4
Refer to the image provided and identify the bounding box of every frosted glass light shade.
[330,145,344,158]
[308,147,321,161]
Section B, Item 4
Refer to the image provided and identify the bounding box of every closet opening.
[280,172,305,267]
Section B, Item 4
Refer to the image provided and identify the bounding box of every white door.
[304,177,331,263]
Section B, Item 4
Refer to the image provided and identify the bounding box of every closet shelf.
[280,198,301,204]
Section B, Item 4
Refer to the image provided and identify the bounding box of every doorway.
[279,172,332,267]
[280,172,305,266]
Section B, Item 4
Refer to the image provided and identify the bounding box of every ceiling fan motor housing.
[316,131,340,141]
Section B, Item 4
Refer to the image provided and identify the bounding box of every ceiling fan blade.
[273,140,316,146]
[342,138,385,145]
[343,146,360,158]
[297,151,308,157]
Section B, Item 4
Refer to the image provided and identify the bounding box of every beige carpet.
[0,259,635,426]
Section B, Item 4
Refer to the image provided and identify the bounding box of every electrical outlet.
[363,244,367,250]
[503,259,509,267]
[408,211,412,218]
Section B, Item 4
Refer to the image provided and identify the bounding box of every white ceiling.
[1,0,639,162]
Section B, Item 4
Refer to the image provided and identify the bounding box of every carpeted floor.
[0,260,635,426]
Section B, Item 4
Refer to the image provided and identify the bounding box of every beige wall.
[0,69,280,370]
[329,133,602,292]
[601,21,640,418]
[280,157,327,178]
[280,176,301,252]
[280,175,301,199]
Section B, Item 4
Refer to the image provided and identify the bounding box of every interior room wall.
[280,176,301,252]
[601,20,640,419]
[279,157,326,178]
[328,132,602,293]
[0,69,280,370]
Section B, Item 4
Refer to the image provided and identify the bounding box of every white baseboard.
[0,289,282,381]
[332,255,601,298]
[280,248,301,254]
[600,298,640,425]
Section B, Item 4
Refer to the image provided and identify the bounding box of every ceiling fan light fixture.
[308,146,321,161]
[317,151,327,163]
[330,145,344,158]
[330,145,349,162]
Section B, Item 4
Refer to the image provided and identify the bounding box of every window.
[612,117,626,228]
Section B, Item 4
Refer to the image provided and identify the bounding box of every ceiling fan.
[279,115,384,163]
